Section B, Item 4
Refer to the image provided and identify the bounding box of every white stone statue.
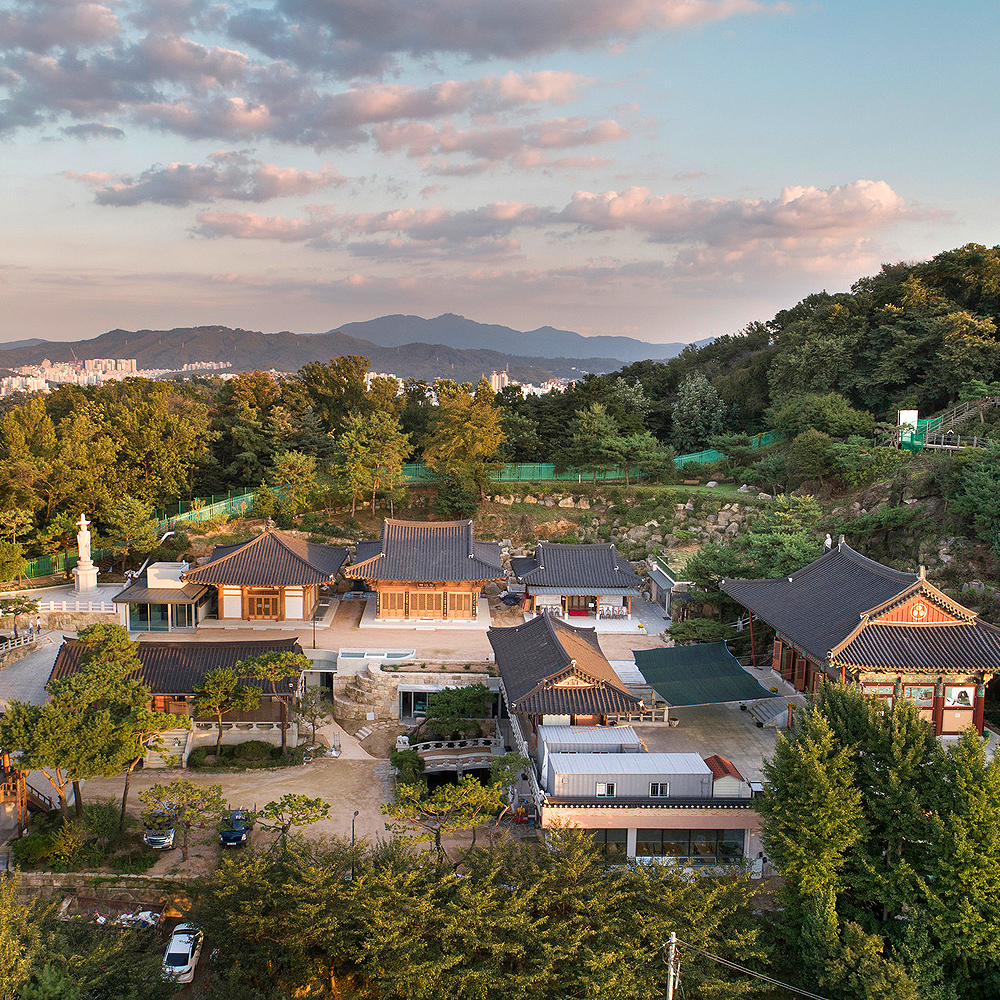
[76,513,93,567]
[73,513,99,592]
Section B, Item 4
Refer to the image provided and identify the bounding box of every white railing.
[0,633,38,654]
[35,600,116,613]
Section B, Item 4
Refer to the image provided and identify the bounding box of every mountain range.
[0,315,700,383]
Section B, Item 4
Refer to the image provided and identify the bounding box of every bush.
[11,832,53,867]
[187,747,209,768]
[80,799,129,844]
[234,740,272,761]
[108,848,158,874]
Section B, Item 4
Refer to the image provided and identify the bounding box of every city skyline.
[2,0,996,345]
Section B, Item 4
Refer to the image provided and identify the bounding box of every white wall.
[221,587,241,618]
[284,587,304,619]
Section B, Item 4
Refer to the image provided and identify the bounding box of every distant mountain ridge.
[0,315,701,382]
[0,326,629,384]
[330,313,696,364]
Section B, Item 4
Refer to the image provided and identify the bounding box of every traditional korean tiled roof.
[510,542,641,596]
[704,755,745,783]
[720,542,918,664]
[488,614,643,717]
[183,528,347,588]
[49,639,303,696]
[831,620,1000,673]
[344,519,503,582]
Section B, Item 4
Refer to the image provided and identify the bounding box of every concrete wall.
[547,766,711,799]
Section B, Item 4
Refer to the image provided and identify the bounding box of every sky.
[1,0,998,346]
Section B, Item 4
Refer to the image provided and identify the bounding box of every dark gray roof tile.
[49,638,303,696]
[344,519,503,582]
[721,542,917,664]
[184,528,347,588]
[512,542,641,594]
[488,614,642,717]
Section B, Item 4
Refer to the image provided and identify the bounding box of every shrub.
[80,799,129,845]
[234,740,272,761]
[187,747,209,768]
[108,849,158,874]
[11,832,52,867]
[390,748,426,786]
[48,823,85,867]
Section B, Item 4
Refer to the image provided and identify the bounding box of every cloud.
[192,208,335,241]
[557,180,913,244]
[0,0,120,54]
[374,116,627,172]
[68,150,345,205]
[59,120,124,139]
[188,179,919,274]
[230,0,789,74]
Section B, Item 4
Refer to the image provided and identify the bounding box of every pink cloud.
[68,150,346,206]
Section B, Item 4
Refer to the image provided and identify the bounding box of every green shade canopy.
[633,642,777,707]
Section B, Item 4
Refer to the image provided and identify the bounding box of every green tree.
[258,794,331,852]
[296,687,334,745]
[788,428,833,480]
[746,452,788,494]
[332,409,411,516]
[247,651,311,754]
[0,506,33,545]
[296,356,373,434]
[139,779,226,860]
[103,494,158,573]
[0,540,26,585]
[422,379,506,499]
[613,430,674,484]
[35,511,80,581]
[951,445,1000,558]
[772,391,875,438]
[383,774,505,860]
[425,683,492,729]
[1,595,39,639]
[266,450,317,513]
[563,402,624,484]
[756,707,865,971]
[193,666,262,758]
[671,372,726,452]
[820,921,921,1000]
[0,874,46,1000]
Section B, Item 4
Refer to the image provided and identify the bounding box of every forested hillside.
[1,243,999,594]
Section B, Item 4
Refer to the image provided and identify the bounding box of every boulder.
[578,499,591,510]
[558,497,575,508]
[523,495,538,504]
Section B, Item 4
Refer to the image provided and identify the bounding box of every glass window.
[170,604,193,628]
[589,829,628,855]
[649,782,669,797]
[635,829,663,857]
[945,686,974,708]
[690,830,718,859]
[596,782,616,798]
[129,603,150,631]
[718,830,745,860]
[660,830,689,858]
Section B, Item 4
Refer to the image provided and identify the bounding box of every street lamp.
[351,810,359,881]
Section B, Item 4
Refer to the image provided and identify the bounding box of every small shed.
[536,725,642,772]
[544,751,712,800]
[704,755,748,798]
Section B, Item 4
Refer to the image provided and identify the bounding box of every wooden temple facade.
[344,519,504,621]
[182,524,346,623]
[722,540,1000,736]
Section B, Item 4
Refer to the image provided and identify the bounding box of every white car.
[162,923,204,984]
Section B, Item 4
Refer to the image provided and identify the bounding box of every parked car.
[219,808,253,847]
[143,813,176,850]
[162,924,203,984]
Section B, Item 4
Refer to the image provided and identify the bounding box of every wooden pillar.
[974,682,986,734]
[932,680,945,735]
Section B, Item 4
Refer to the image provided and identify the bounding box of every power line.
[671,939,831,1000]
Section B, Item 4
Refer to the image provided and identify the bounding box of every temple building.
[344,519,503,621]
[511,542,642,620]
[182,525,347,623]
[720,539,1000,735]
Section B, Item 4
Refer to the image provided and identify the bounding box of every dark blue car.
[219,809,253,847]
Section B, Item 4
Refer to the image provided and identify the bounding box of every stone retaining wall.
[333,666,491,722]
[0,639,50,671]
[14,871,193,915]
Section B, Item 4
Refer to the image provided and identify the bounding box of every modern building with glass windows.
[113,562,212,633]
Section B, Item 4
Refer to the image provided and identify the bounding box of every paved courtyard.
[633,701,783,784]
[0,636,60,710]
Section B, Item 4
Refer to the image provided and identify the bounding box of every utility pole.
[666,932,678,1000]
